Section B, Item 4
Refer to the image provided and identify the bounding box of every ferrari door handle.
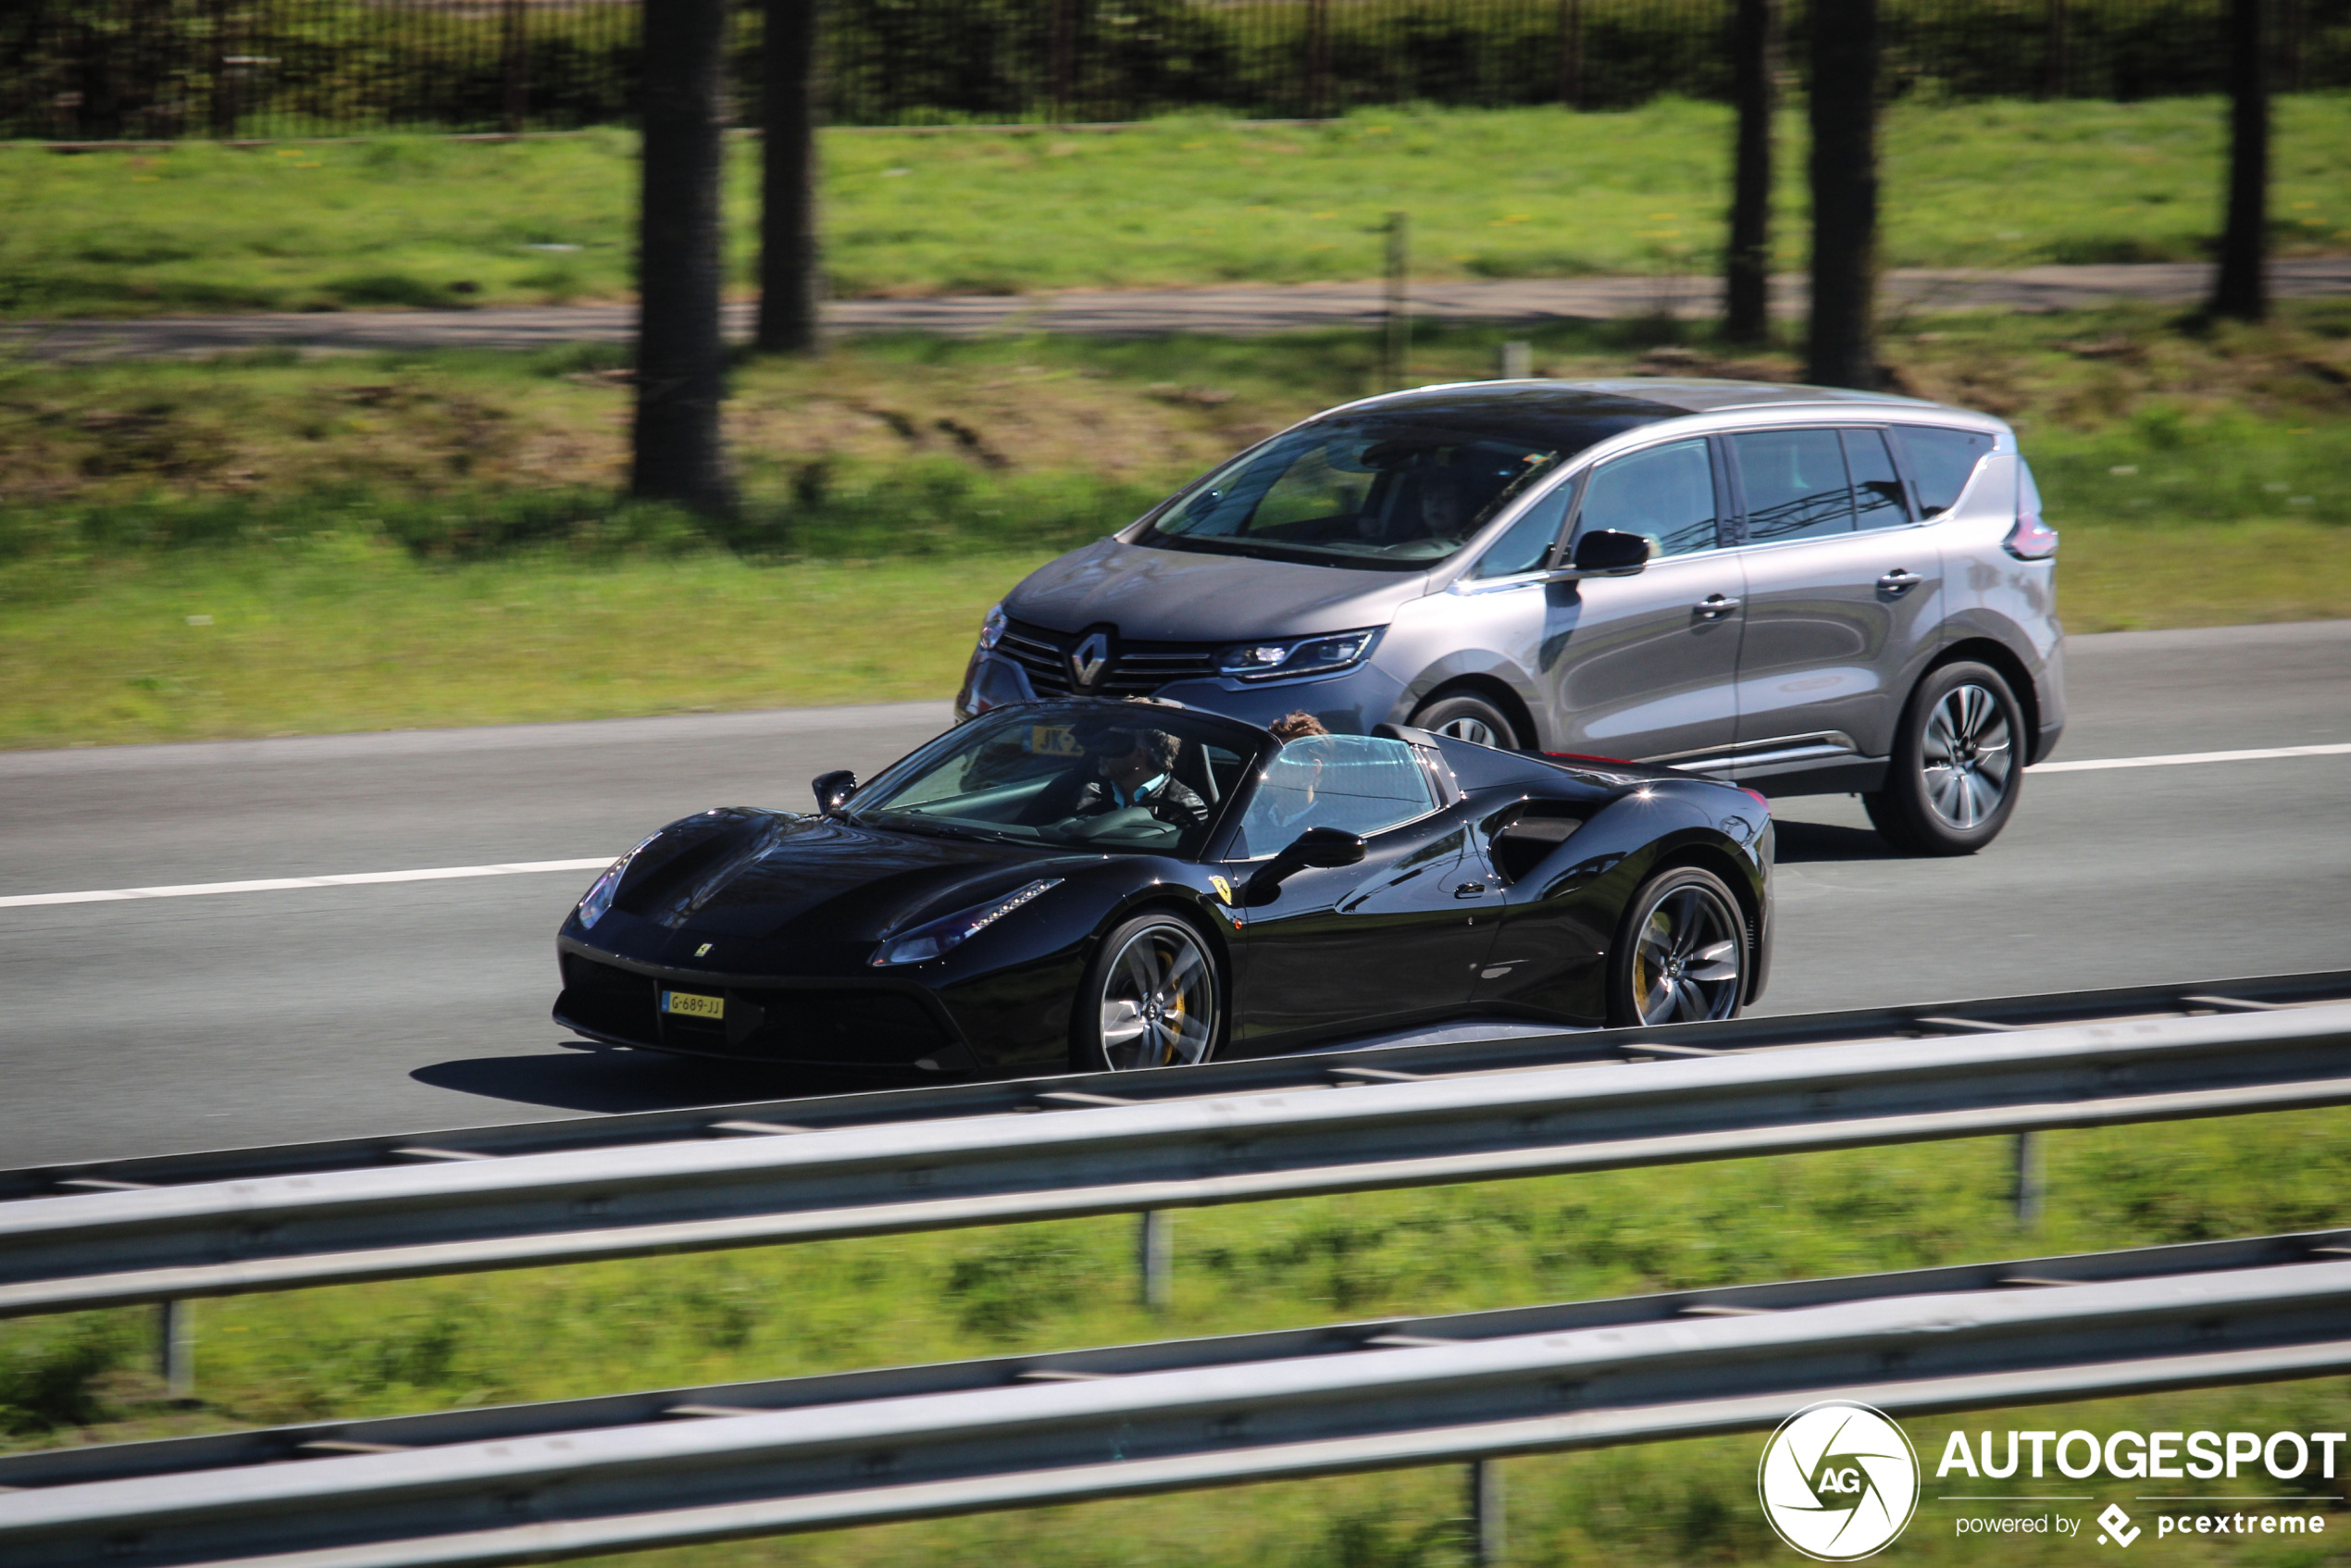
[1453,882,1488,899]
[1878,568,1922,592]
[1694,594,1741,619]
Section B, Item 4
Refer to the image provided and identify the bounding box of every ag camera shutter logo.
[1758,1400,1922,1560]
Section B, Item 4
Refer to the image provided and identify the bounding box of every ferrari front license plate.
[661,989,726,1021]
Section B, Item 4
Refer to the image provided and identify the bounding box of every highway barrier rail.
[5,1227,2351,1567]
[2,969,2349,1318]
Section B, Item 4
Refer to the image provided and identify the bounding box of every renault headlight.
[871,878,1063,966]
[576,831,661,930]
[1217,627,1382,683]
[976,602,1008,652]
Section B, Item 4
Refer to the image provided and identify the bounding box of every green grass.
[7,1112,2351,1566]
[0,544,1043,748]
[5,96,2349,317]
[4,305,2347,747]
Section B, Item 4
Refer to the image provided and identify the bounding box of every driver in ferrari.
[1039,725,1209,829]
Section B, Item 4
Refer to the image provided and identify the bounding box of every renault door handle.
[1694,594,1741,619]
[1878,568,1923,593]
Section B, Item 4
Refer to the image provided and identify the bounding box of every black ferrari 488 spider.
[554,699,1773,1076]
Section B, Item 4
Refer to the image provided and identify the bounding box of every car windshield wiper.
[1144,533,1432,571]
[855,810,1029,847]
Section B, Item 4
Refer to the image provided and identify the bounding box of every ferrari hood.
[619,811,1070,944]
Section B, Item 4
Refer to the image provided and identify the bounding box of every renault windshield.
[1135,408,1658,570]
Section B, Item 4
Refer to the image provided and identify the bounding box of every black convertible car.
[554,699,1773,1075]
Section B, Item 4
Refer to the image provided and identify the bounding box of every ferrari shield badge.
[695,942,714,957]
[1209,877,1233,905]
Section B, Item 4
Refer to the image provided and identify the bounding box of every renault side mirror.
[812,770,859,816]
[1566,529,1652,576]
[1243,827,1367,905]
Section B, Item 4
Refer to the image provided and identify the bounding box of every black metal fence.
[5,0,2346,141]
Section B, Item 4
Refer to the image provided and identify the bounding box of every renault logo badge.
[1068,629,1113,692]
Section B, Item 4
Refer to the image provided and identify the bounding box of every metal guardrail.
[6,1229,2351,1567]
[2,971,2349,1318]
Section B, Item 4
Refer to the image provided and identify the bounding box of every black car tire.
[1076,912,1225,1072]
[1864,660,2025,856]
[1409,691,1523,751]
[1606,865,1748,1027]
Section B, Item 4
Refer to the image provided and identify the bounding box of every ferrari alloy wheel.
[1608,866,1746,1027]
[1864,661,2025,856]
[1083,915,1221,1071]
[1408,691,1522,751]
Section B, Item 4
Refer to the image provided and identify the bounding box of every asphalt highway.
[2,620,2345,1168]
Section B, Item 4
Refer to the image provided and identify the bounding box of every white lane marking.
[0,858,615,910]
[3,740,2347,910]
[2028,741,2351,775]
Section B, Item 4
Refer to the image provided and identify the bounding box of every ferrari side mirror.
[1285,826,1369,868]
[812,770,859,816]
[1243,827,1367,905]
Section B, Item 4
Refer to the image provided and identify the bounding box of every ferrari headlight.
[1217,627,1381,683]
[871,878,1063,966]
[576,832,661,930]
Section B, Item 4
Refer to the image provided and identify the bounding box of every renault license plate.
[661,989,726,1021]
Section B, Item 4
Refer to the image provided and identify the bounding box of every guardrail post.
[2012,1131,2046,1227]
[1137,1210,1172,1310]
[157,1299,193,1400]
[1383,211,1411,390]
[1499,340,1533,379]
[1467,1458,1505,1564]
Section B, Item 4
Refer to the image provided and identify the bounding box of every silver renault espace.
[956,379,2063,854]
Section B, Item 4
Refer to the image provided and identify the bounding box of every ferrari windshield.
[847,705,1263,858]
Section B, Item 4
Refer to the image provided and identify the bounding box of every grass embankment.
[6,1112,2350,1566]
[4,305,2348,749]
[5,96,2350,317]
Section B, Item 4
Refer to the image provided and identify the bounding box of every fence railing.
[6,0,2346,141]
[4,1226,2349,1566]
[3,970,2348,1318]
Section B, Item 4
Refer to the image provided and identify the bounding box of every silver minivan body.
[957,379,2064,800]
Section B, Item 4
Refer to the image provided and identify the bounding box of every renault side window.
[1892,427,1996,517]
[1574,440,1720,558]
[1844,429,1913,531]
[1466,480,1574,579]
[1729,429,1854,542]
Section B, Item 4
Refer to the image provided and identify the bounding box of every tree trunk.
[2209,0,2268,321]
[757,0,821,354]
[1304,0,1331,118]
[1556,0,1583,109]
[501,0,529,136]
[1805,0,1879,390]
[1723,0,1776,344]
[1051,0,1076,121]
[2042,0,2070,98]
[632,0,735,515]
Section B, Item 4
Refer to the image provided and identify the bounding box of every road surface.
[1,620,2345,1167]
